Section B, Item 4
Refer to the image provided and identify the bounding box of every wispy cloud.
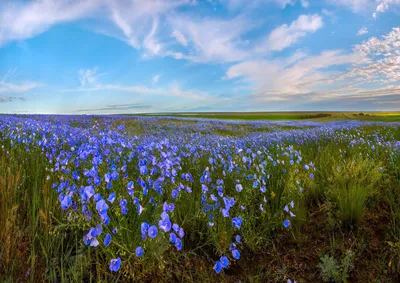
[357,27,368,35]
[326,0,375,13]
[261,14,323,52]
[65,68,211,101]
[0,96,25,103]
[226,49,362,97]
[78,68,106,87]
[0,70,39,94]
[301,0,310,8]
[76,103,151,112]
[0,0,100,46]
[374,0,400,18]
[152,74,161,84]
[226,27,400,105]
[171,30,188,47]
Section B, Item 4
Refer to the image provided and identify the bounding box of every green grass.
[134,111,400,121]
[2,121,400,282]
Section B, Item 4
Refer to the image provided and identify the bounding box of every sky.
[0,0,399,114]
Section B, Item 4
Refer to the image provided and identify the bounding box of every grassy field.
[137,112,400,122]
[1,115,400,282]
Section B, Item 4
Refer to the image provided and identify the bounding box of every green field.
[2,115,400,282]
[137,112,400,122]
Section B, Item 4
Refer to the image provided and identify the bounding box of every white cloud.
[78,68,106,87]
[374,0,400,17]
[168,15,253,63]
[263,14,323,51]
[301,0,310,8]
[142,17,162,56]
[226,27,400,104]
[326,0,375,13]
[226,50,362,97]
[357,27,368,35]
[0,70,39,93]
[0,0,101,46]
[171,30,188,47]
[272,0,296,8]
[152,74,161,83]
[347,27,400,84]
[66,69,210,101]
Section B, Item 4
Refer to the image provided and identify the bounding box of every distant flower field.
[1,115,400,282]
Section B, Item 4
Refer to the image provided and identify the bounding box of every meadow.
[1,114,400,282]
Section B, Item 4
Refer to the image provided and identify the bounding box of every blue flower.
[232,217,242,230]
[107,192,116,203]
[84,186,95,199]
[171,189,179,199]
[172,223,180,233]
[175,238,182,251]
[158,214,172,232]
[94,224,102,236]
[109,257,121,272]
[220,256,229,268]
[235,235,241,243]
[235,184,243,192]
[104,172,111,183]
[178,228,185,238]
[96,199,108,215]
[120,198,127,207]
[284,205,289,213]
[310,173,314,179]
[140,166,148,175]
[213,261,222,274]
[135,246,144,258]
[170,232,177,244]
[121,206,128,215]
[100,213,110,225]
[232,249,240,260]
[141,222,149,235]
[112,227,118,234]
[104,233,111,246]
[90,238,99,247]
[148,225,158,238]
[127,181,134,189]
[222,208,230,218]
[283,219,291,228]
[61,195,72,210]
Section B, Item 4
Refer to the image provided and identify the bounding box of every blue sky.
[0,0,399,114]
